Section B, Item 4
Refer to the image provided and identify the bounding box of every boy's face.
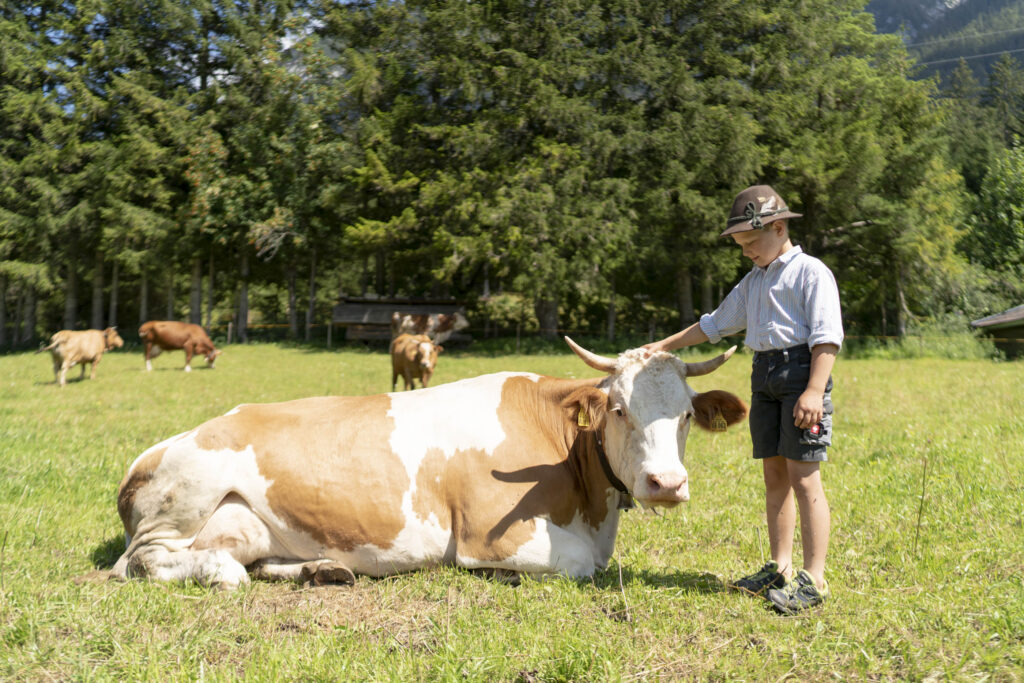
[730,221,790,268]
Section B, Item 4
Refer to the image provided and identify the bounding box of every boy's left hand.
[793,390,824,429]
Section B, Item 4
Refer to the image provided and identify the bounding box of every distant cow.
[390,311,469,344]
[111,337,747,589]
[40,328,124,387]
[139,321,221,372]
[391,333,442,391]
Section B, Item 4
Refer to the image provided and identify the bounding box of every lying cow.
[111,337,747,589]
[40,327,124,387]
[391,333,441,390]
[390,311,469,345]
[139,321,221,372]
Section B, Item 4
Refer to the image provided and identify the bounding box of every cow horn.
[684,345,737,377]
[564,336,617,373]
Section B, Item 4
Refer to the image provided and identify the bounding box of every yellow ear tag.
[710,407,728,432]
[577,407,590,428]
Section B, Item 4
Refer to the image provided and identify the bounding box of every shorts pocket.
[799,411,832,447]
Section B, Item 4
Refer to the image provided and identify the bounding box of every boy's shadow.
[590,564,725,594]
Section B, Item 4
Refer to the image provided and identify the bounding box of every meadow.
[0,342,1021,681]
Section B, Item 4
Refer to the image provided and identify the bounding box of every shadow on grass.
[91,535,125,570]
[591,564,725,594]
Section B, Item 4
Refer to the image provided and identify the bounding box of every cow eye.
[611,406,623,417]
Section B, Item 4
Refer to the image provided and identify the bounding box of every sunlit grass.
[1,344,1021,680]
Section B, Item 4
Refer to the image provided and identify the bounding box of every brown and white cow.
[110,337,746,589]
[40,327,125,387]
[139,321,221,372]
[390,311,469,345]
[391,333,441,391]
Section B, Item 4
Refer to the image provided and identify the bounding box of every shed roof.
[971,304,1024,330]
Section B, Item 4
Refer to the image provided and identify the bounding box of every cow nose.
[646,473,688,501]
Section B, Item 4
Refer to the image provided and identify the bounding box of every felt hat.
[720,185,802,237]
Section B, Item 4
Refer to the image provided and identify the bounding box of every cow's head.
[104,327,125,350]
[562,337,747,508]
[206,349,222,368]
[417,339,441,384]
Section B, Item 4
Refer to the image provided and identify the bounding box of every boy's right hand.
[641,341,666,357]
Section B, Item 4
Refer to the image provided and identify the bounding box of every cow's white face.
[565,338,747,508]
[417,341,437,371]
[603,351,694,505]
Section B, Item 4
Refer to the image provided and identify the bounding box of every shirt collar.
[761,244,803,272]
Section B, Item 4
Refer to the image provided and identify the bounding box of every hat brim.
[719,210,802,237]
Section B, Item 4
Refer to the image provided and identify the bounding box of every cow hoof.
[300,561,355,587]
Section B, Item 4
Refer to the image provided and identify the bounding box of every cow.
[39,327,124,387]
[391,333,442,391]
[139,321,221,372]
[110,337,747,590]
[390,311,469,345]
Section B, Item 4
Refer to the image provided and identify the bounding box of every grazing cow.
[390,311,469,344]
[391,333,442,391]
[139,321,221,372]
[110,337,747,589]
[40,328,125,387]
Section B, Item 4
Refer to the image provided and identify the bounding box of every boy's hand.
[641,341,666,357]
[793,389,824,429]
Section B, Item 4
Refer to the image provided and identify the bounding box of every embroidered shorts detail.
[749,345,833,462]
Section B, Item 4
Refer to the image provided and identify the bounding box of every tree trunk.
[91,251,105,329]
[305,249,317,342]
[108,260,120,329]
[896,269,909,338]
[63,265,78,330]
[0,277,6,348]
[139,271,149,326]
[12,288,25,348]
[676,266,696,326]
[606,278,616,342]
[165,269,174,319]
[205,252,215,330]
[189,257,202,324]
[535,296,559,340]
[287,264,298,340]
[701,269,714,316]
[21,287,36,344]
[237,251,249,343]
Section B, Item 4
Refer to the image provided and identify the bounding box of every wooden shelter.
[971,304,1024,358]
[331,296,470,342]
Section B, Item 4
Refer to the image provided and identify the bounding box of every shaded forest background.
[2,0,1023,347]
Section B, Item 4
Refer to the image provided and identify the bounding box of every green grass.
[1,344,1022,681]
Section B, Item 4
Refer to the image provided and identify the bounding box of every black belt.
[753,344,811,362]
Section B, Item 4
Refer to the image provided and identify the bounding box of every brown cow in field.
[111,338,747,589]
[390,311,469,345]
[139,321,221,372]
[40,327,125,387]
[391,333,441,390]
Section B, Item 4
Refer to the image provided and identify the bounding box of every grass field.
[1,343,1022,681]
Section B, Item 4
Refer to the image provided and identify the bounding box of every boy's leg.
[763,455,795,579]
[785,459,830,588]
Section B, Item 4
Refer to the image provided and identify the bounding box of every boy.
[645,185,843,614]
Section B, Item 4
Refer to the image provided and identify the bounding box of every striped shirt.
[699,246,844,352]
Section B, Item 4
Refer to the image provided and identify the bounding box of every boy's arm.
[643,322,709,354]
[793,343,838,429]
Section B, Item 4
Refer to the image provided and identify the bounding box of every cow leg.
[121,543,251,590]
[183,342,195,372]
[89,358,99,380]
[458,519,596,578]
[251,558,356,587]
[145,344,161,371]
[59,361,72,387]
[52,356,61,384]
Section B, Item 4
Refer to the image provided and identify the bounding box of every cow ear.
[561,386,607,432]
[435,345,444,354]
[692,390,748,431]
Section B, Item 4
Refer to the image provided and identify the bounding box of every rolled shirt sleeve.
[700,278,749,344]
[804,263,845,350]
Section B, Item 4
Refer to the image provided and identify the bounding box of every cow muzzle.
[642,471,689,506]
